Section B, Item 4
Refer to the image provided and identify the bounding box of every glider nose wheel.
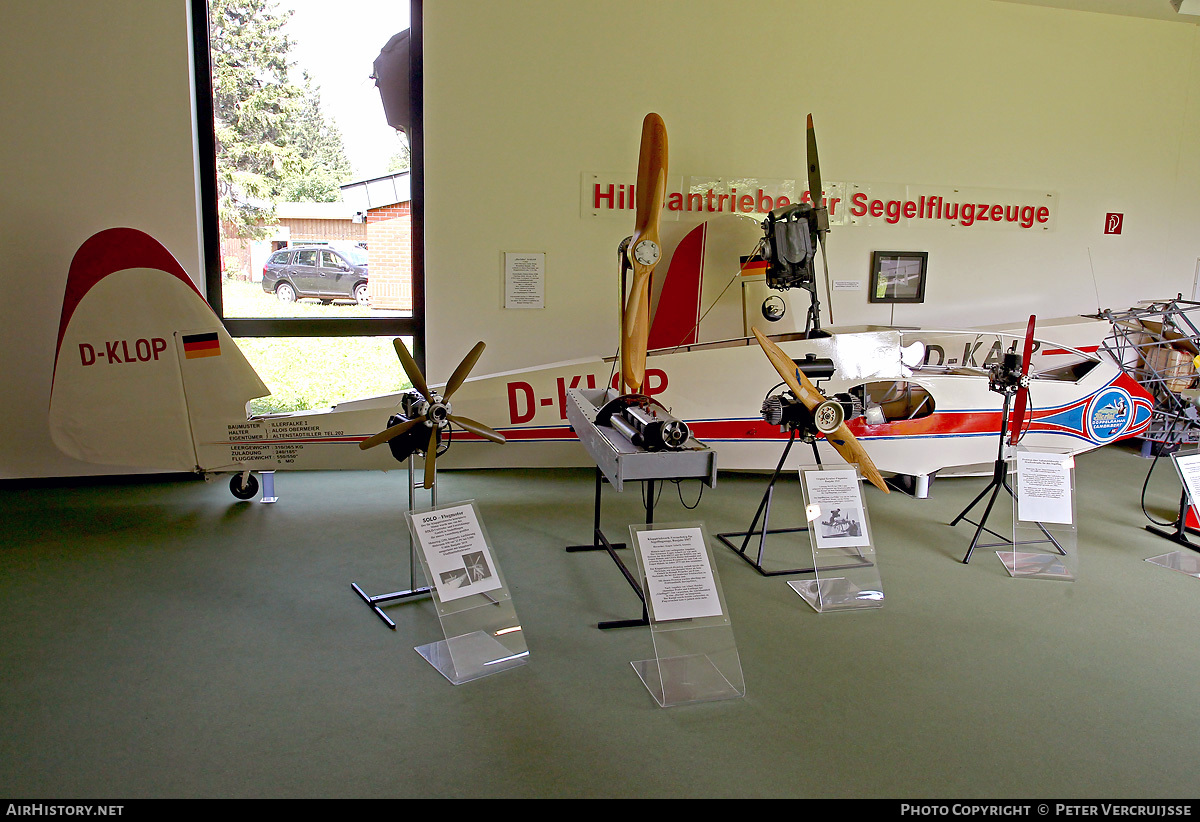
[229,472,259,500]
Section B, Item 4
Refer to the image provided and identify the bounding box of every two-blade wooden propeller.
[752,327,889,493]
[620,112,668,395]
[359,339,506,489]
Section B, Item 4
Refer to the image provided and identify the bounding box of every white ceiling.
[993,0,1199,23]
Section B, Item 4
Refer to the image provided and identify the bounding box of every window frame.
[188,0,426,369]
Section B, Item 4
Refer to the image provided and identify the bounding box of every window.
[190,0,426,409]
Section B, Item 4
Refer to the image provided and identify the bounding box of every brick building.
[219,172,412,312]
[221,201,367,284]
[341,171,412,311]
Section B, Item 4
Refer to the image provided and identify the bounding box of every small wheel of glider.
[229,473,260,500]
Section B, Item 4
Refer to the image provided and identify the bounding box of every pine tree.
[209,0,354,238]
[280,73,354,202]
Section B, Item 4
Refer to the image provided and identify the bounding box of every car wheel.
[354,283,370,305]
[275,282,297,302]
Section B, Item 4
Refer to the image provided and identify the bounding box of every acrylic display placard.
[628,522,745,708]
[788,465,884,612]
[1145,551,1200,578]
[1000,445,1077,580]
[405,500,528,685]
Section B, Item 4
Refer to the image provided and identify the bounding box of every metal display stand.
[952,402,1021,564]
[259,470,278,503]
[1146,450,1200,577]
[717,428,816,575]
[999,445,1075,580]
[566,466,655,629]
[716,380,867,576]
[628,522,745,707]
[351,456,434,629]
[1145,485,1200,551]
[565,387,718,630]
[405,500,528,685]
[788,465,884,612]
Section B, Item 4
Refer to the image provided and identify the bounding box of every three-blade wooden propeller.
[1008,315,1036,446]
[752,327,889,493]
[359,339,506,489]
[620,113,668,394]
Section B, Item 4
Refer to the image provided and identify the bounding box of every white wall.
[422,0,1200,377]
[0,0,204,479]
[2,0,1199,478]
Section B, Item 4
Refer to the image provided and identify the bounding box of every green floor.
[2,443,1199,798]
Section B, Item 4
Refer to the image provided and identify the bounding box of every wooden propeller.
[393,337,430,401]
[620,113,668,394]
[444,341,485,401]
[359,339,506,488]
[752,327,889,493]
[359,417,421,451]
[1008,315,1036,446]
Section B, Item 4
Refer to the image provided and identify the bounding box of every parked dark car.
[261,245,370,304]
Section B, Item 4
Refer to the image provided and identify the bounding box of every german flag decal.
[182,331,221,359]
[739,257,769,276]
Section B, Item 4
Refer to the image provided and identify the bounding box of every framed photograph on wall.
[869,251,928,303]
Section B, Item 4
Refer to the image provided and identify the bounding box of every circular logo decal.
[1086,387,1132,443]
[761,295,787,322]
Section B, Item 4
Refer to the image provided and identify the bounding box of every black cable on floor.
[674,479,703,510]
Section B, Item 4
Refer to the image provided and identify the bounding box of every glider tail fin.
[49,228,268,472]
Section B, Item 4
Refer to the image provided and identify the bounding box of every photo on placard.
[464,551,492,583]
[818,507,863,539]
[439,568,470,589]
[409,502,504,602]
[802,469,872,549]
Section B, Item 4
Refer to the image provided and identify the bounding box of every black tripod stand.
[717,419,819,575]
[1145,485,1200,551]
[951,383,1019,564]
[717,388,872,576]
[951,352,1066,564]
